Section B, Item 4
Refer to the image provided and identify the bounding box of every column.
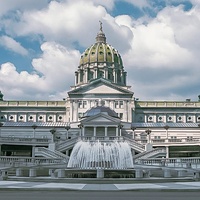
[70,100,73,122]
[166,146,169,159]
[104,68,108,79]
[94,126,96,137]
[116,126,119,137]
[94,68,98,79]
[82,126,85,137]
[119,126,122,137]
[32,146,35,157]
[75,71,78,85]
[105,127,108,137]
[85,69,88,83]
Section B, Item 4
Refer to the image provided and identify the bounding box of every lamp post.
[65,123,71,140]
[145,129,151,143]
[118,124,123,137]
[50,128,56,143]
[163,125,169,142]
[0,122,3,137]
[31,124,37,138]
[164,125,170,158]
[78,124,83,137]
[131,126,136,140]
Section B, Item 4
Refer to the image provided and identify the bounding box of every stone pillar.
[116,126,119,137]
[94,126,96,137]
[82,126,85,137]
[29,168,37,177]
[119,127,122,137]
[163,169,171,178]
[135,169,143,178]
[75,71,78,85]
[85,69,88,83]
[166,146,169,159]
[57,169,65,178]
[32,146,35,157]
[16,168,24,177]
[70,100,73,122]
[97,169,104,178]
[105,127,108,137]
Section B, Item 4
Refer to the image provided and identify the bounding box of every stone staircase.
[56,137,79,152]
[35,147,69,162]
[123,137,145,153]
[133,148,166,163]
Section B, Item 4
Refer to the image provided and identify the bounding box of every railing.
[137,138,200,145]
[56,137,79,151]
[137,157,200,169]
[81,136,124,142]
[123,137,145,152]
[134,148,166,161]
[0,156,63,168]
[0,136,50,145]
[35,147,68,161]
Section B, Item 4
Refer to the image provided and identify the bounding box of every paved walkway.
[0,180,200,190]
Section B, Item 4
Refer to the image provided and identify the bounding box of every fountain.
[67,140,134,169]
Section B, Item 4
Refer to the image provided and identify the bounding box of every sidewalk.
[0,179,200,190]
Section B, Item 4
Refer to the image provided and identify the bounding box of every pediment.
[81,113,120,125]
[85,85,123,94]
[68,78,133,97]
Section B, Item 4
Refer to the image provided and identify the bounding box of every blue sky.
[0,0,200,101]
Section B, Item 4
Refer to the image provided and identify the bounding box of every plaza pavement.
[0,179,200,190]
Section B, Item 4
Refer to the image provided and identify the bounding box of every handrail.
[56,137,79,151]
[123,137,145,151]
[0,156,63,167]
[138,157,200,169]
[0,136,50,145]
[35,147,68,160]
[134,148,166,160]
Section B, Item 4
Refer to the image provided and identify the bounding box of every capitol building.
[0,24,200,162]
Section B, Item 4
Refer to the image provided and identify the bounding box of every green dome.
[79,43,123,66]
[75,22,127,87]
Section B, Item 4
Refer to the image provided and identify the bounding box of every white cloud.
[120,5,200,100]
[0,0,50,16]
[0,42,80,100]
[0,35,28,55]
[0,0,200,101]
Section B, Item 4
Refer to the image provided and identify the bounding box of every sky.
[0,0,200,101]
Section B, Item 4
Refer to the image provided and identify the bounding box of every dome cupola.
[75,22,127,87]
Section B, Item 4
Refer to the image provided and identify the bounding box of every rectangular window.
[78,100,87,108]
[115,101,124,108]
[119,101,124,108]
